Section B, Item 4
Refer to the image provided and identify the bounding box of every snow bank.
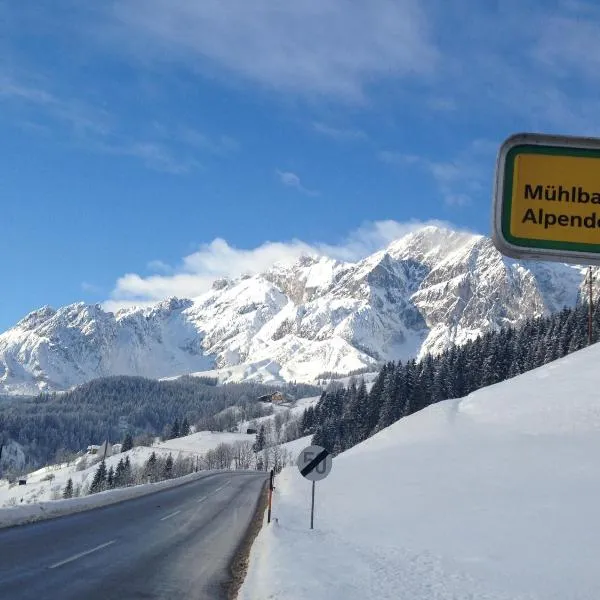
[0,471,223,529]
[239,343,600,600]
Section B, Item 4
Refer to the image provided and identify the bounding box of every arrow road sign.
[297,445,332,482]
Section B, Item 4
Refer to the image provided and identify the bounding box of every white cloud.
[313,122,368,142]
[277,170,319,196]
[106,219,458,307]
[379,140,496,208]
[176,128,240,156]
[0,74,112,136]
[81,282,101,293]
[0,72,235,174]
[147,260,172,274]
[95,140,201,175]
[108,0,437,102]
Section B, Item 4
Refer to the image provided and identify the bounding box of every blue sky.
[2,0,600,330]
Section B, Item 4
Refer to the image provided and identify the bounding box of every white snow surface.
[155,431,255,455]
[239,343,600,600]
[1,226,594,395]
[278,435,313,459]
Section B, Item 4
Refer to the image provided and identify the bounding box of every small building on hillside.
[257,391,290,405]
[86,441,115,457]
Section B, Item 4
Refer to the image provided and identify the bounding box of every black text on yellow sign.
[493,133,600,265]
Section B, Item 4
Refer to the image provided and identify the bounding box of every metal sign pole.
[310,480,315,529]
[589,266,594,346]
[297,444,332,531]
[268,469,274,524]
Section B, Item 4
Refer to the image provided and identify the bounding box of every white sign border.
[492,132,600,266]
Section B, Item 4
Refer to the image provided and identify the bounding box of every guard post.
[268,469,274,524]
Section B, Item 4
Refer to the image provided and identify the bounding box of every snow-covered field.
[155,431,255,454]
[239,342,600,600]
[0,430,257,509]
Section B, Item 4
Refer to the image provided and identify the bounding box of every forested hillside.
[306,299,599,454]
[0,376,318,470]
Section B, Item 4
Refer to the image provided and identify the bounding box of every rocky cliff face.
[0,226,590,394]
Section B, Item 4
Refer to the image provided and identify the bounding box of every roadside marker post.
[268,469,274,524]
[296,445,333,530]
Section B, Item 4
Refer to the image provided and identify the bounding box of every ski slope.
[239,343,600,600]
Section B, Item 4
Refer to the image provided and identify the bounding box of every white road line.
[160,509,182,521]
[197,495,208,503]
[48,540,115,570]
[214,480,231,493]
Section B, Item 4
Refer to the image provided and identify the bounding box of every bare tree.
[233,441,254,470]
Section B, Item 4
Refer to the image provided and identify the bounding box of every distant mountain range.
[0,225,593,395]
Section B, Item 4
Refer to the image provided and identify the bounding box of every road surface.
[0,471,266,599]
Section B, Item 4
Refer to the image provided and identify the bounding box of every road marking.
[160,509,182,521]
[197,495,208,503]
[214,480,231,493]
[49,540,115,569]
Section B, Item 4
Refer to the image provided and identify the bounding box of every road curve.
[0,471,267,600]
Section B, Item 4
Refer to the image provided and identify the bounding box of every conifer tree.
[145,451,158,482]
[253,425,266,453]
[90,460,107,494]
[121,433,134,453]
[114,458,126,487]
[63,478,74,499]
[124,455,132,484]
[181,418,191,437]
[164,453,174,479]
[107,466,115,489]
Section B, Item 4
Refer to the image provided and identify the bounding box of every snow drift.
[239,342,600,600]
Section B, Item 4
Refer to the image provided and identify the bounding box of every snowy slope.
[155,431,255,455]
[239,343,600,600]
[1,226,593,395]
[0,430,254,508]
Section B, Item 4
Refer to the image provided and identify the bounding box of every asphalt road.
[0,471,267,600]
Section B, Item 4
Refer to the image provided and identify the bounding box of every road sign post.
[310,481,315,529]
[268,469,274,524]
[297,445,333,530]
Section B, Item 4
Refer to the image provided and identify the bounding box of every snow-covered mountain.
[0,226,592,395]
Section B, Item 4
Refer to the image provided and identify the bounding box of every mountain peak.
[0,229,591,394]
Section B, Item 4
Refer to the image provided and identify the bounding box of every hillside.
[0,226,594,395]
[239,343,600,600]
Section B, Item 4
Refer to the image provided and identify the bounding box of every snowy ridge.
[0,226,593,394]
[239,342,600,600]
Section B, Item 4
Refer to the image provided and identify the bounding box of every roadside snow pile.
[0,471,216,529]
[239,343,600,600]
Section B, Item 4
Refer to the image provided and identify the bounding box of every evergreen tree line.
[78,437,294,498]
[0,375,319,470]
[307,298,600,455]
